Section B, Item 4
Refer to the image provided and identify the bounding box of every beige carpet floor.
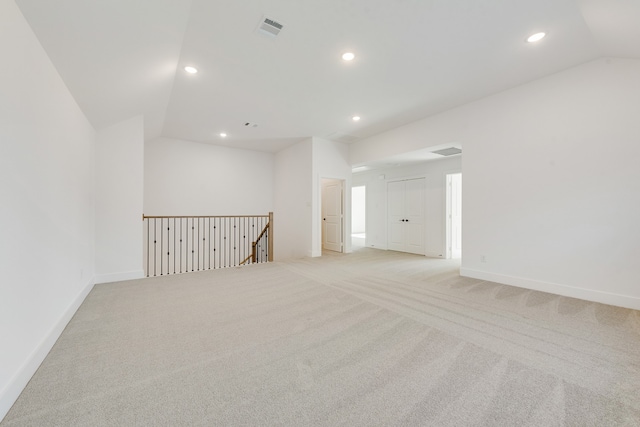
[3,248,640,426]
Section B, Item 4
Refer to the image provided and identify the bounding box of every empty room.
[1,0,639,425]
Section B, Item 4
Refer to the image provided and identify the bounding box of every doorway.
[321,178,344,253]
[446,173,462,259]
[351,185,366,248]
[387,178,426,255]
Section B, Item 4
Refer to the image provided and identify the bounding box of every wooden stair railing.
[240,211,273,265]
[142,212,273,277]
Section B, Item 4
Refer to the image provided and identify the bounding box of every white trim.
[0,279,95,422]
[445,174,452,259]
[425,251,445,258]
[460,268,640,310]
[94,270,144,284]
[369,244,388,250]
[319,177,346,255]
[386,177,427,256]
[444,168,462,260]
[385,172,426,184]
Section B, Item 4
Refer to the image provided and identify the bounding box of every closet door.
[387,178,425,255]
[404,178,425,254]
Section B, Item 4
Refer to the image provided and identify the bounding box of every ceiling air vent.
[432,147,462,156]
[257,17,284,37]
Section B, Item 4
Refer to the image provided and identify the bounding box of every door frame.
[386,177,426,255]
[351,184,367,247]
[445,171,462,259]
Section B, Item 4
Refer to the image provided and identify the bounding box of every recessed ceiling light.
[352,116,361,122]
[527,32,546,43]
[219,132,227,137]
[184,66,198,74]
[342,52,355,61]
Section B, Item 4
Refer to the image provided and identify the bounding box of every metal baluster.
[191,218,194,271]
[146,218,150,277]
[223,217,227,268]
[213,217,217,270]
[153,218,157,276]
[202,218,205,270]
[161,219,165,275]
[245,216,248,264]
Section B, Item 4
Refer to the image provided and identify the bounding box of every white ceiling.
[352,143,464,174]
[15,0,640,153]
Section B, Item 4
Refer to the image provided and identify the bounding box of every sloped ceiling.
[14,0,640,153]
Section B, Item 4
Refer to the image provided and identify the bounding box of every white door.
[387,180,406,252]
[387,178,425,255]
[449,173,462,258]
[322,179,343,252]
[404,178,426,255]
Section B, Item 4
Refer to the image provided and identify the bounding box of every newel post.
[268,211,274,262]
[251,242,257,263]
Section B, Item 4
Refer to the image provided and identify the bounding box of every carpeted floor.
[3,248,640,426]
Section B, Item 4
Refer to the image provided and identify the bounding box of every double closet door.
[388,178,425,255]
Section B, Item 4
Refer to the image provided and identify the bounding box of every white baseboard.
[425,251,445,258]
[0,279,95,422]
[460,267,640,311]
[368,244,387,250]
[94,270,144,284]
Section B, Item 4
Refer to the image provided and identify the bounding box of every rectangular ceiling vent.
[257,17,284,37]
[432,147,462,156]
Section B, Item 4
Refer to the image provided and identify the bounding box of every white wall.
[352,157,461,257]
[350,58,640,310]
[0,1,97,420]
[312,138,352,256]
[274,139,313,260]
[144,137,274,215]
[461,58,640,309]
[95,116,145,283]
[351,186,366,234]
[350,113,469,169]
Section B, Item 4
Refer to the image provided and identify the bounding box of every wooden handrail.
[143,213,272,276]
[255,222,269,243]
[240,212,273,265]
[143,214,268,220]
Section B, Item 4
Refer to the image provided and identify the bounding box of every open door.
[322,179,343,252]
[351,185,366,248]
[446,173,462,259]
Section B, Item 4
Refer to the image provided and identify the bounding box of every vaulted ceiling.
[15,0,640,153]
